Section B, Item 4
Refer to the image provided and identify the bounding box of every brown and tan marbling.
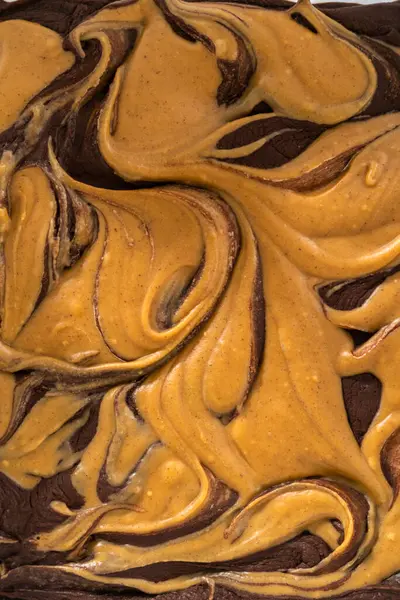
[1,0,400,599]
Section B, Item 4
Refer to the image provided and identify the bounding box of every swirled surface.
[1,0,400,599]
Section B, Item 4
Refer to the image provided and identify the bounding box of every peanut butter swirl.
[1,1,400,599]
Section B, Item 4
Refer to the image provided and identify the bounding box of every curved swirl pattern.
[0,0,400,599]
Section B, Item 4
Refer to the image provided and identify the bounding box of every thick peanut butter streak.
[1,1,400,599]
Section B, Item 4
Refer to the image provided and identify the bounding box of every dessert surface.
[1,0,400,598]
